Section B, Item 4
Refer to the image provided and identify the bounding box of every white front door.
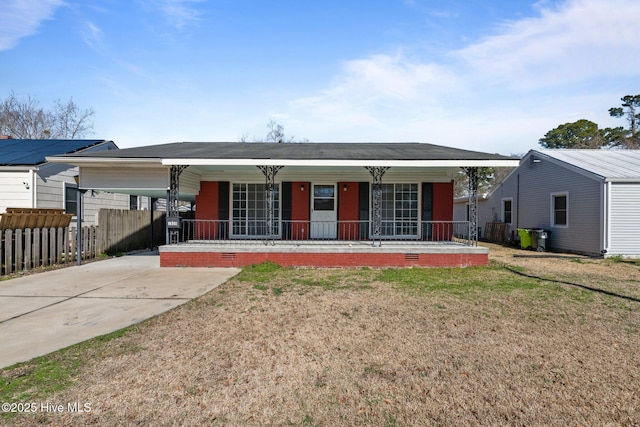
[311,184,337,239]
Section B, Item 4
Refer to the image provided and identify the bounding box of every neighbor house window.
[502,198,513,224]
[65,184,78,216]
[379,183,418,237]
[232,183,280,236]
[129,195,138,210]
[551,192,568,226]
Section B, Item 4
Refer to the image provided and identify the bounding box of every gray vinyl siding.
[486,153,603,255]
[607,182,640,257]
[480,171,519,242]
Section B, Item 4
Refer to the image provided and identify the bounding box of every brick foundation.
[160,251,487,268]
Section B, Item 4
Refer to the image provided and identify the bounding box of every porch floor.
[160,241,488,268]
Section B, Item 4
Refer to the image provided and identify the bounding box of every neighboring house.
[473,149,640,257]
[49,141,519,267]
[0,138,145,226]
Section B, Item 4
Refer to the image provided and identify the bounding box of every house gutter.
[45,157,163,166]
[161,158,521,168]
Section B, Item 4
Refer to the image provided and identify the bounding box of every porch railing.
[178,220,475,246]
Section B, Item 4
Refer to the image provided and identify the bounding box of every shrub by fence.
[0,226,100,276]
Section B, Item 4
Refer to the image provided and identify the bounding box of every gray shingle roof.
[537,149,640,181]
[61,141,515,161]
[0,139,107,166]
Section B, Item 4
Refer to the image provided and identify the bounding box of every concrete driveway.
[0,252,239,368]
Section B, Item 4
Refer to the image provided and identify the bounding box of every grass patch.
[0,326,139,420]
[378,265,541,296]
[235,262,283,283]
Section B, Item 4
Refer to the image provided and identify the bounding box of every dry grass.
[5,243,640,426]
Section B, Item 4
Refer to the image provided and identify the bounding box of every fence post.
[33,228,41,268]
[15,229,23,273]
[5,229,13,275]
[70,228,77,263]
[56,227,63,264]
[89,226,96,258]
[24,228,32,271]
[42,228,49,266]
[49,228,56,265]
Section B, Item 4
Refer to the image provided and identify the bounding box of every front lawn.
[2,251,639,426]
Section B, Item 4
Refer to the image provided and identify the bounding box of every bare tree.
[454,162,519,198]
[266,119,286,143]
[0,92,94,139]
[52,98,95,139]
[266,119,308,143]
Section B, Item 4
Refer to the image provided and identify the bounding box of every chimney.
[0,135,12,139]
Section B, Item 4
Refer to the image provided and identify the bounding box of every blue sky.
[1,0,638,155]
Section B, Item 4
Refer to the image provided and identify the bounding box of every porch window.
[551,192,568,227]
[380,183,418,237]
[232,183,280,236]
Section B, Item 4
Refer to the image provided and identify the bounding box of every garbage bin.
[530,230,539,250]
[518,228,532,249]
[536,230,549,252]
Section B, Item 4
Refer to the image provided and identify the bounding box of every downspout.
[516,174,520,230]
[29,168,36,208]
[602,181,610,255]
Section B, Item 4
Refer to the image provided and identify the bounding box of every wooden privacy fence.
[484,222,508,243]
[0,226,100,276]
[98,209,166,254]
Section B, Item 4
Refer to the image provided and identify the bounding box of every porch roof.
[48,142,519,168]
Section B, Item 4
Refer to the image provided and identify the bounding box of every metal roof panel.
[537,149,640,181]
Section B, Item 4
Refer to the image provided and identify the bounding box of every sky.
[1,0,639,155]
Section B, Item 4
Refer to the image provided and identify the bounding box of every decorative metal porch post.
[464,167,479,246]
[167,165,187,245]
[365,166,389,246]
[257,165,283,244]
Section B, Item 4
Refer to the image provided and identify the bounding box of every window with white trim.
[379,183,418,237]
[65,184,78,216]
[502,198,513,224]
[551,192,568,227]
[232,183,280,236]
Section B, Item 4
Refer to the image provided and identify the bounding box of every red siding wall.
[291,182,310,239]
[195,181,219,239]
[432,181,454,240]
[338,182,360,239]
[433,181,453,221]
[196,181,219,220]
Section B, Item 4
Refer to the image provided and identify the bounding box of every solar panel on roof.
[0,139,104,165]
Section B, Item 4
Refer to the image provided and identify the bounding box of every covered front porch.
[48,141,519,268]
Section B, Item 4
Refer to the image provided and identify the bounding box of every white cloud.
[153,0,205,30]
[455,0,640,89]
[81,20,103,50]
[0,0,64,51]
[282,0,640,153]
